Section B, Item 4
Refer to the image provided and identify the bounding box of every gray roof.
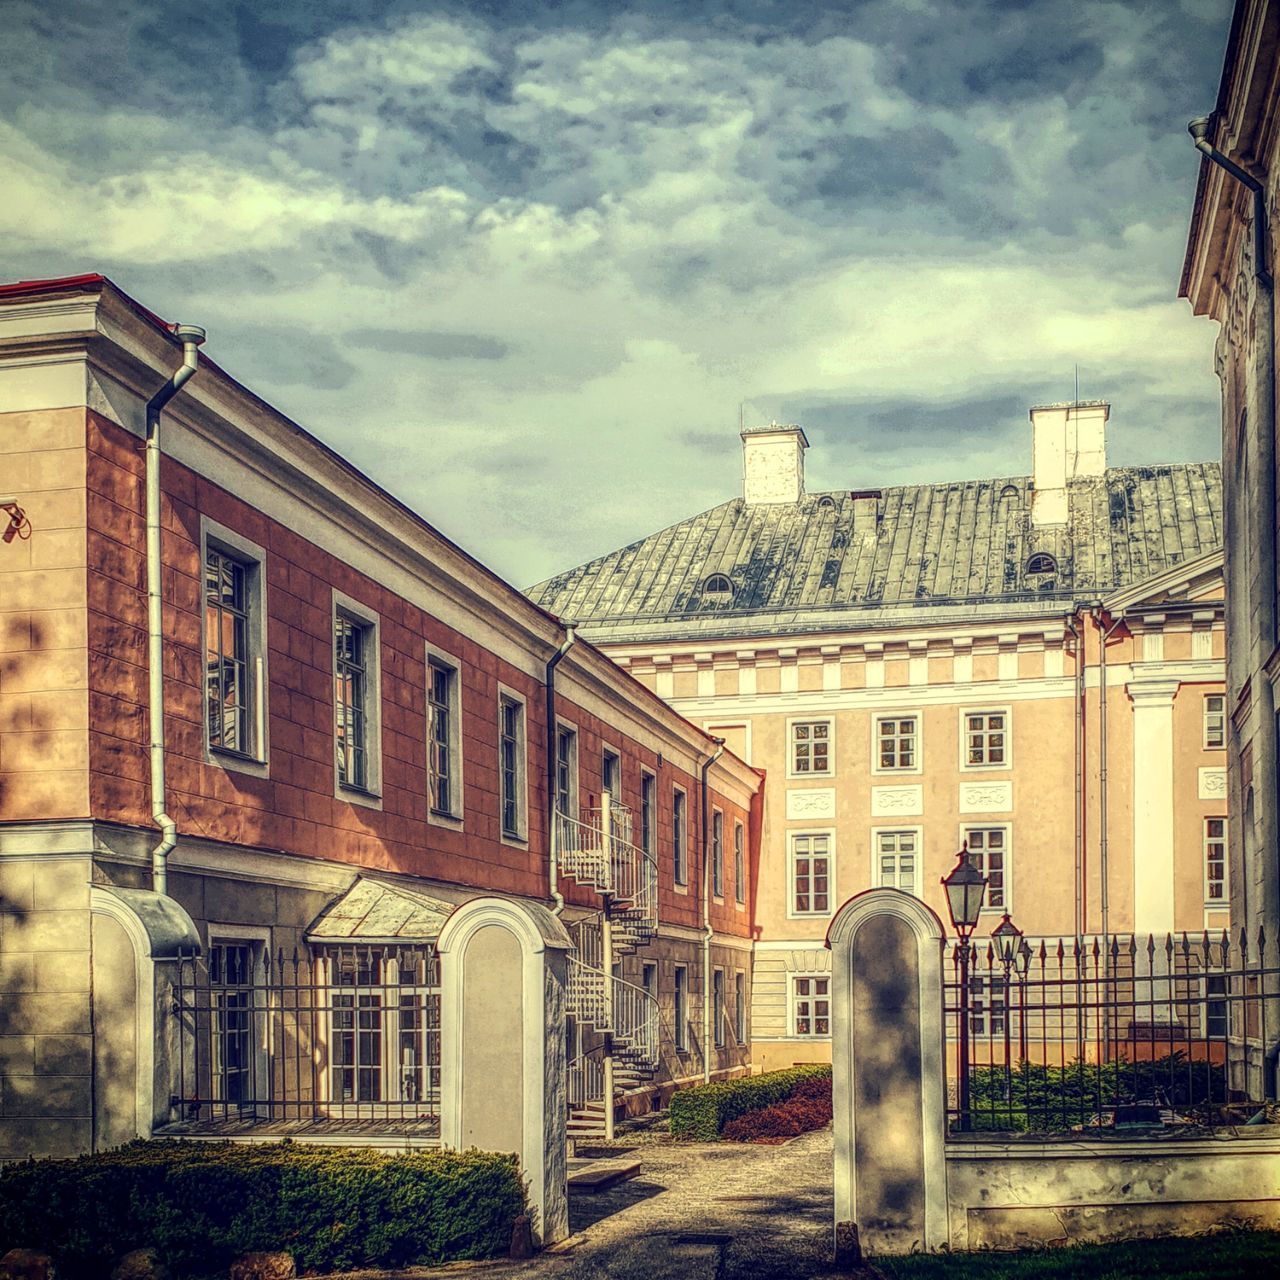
[528,464,1223,644]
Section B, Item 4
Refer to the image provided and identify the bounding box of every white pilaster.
[1128,678,1180,936]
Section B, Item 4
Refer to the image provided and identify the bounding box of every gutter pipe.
[544,624,577,915]
[1091,607,1125,949]
[146,325,205,896]
[1065,615,1084,939]
[700,737,726,1083]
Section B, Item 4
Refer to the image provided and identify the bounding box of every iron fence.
[943,929,1279,1134]
[166,942,440,1137]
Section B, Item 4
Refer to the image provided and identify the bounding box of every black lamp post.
[942,843,987,1131]
[991,913,1024,1106]
[1015,937,1032,1062]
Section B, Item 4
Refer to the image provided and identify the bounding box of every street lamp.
[991,914,1024,1109]
[942,843,987,1131]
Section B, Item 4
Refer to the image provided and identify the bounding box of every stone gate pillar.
[827,889,948,1255]
[437,897,573,1246]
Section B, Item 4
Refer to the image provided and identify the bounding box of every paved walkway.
[515,1127,841,1280]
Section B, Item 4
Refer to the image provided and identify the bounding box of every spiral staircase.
[557,799,661,1139]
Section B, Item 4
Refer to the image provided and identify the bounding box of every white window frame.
[601,744,622,800]
[641,961,657,1001]
[969,973,1008,1037]
[711,807,725,900]
[713,966,726,1048]
[673,964,689,1052]
[790,973,831,1039]
[554,718,579,821]
[788,828,835,919]
[733,819,746,907]
[873,826,922,896]
[425,642,464,828]
[1204,816,1228,906]
[497,685,529,844]
[961,823,1012,913]
[787,716,834,779]
[332,591,382,806]
[959,706,1012,772]
[871,712,922,775]
[673,785,689,889]
[639,767,657,858]
[1203,694,1226,751]
[201,518,269,778]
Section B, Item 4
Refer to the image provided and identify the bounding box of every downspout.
[1065,615,1084,938]
[1091,607,1125,949]
[700,738,726,1083]
[146,325,205,896]
[544,624,577,915]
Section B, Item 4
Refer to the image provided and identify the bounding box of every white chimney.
[742,424,808,505]
[1030,401,1109,526]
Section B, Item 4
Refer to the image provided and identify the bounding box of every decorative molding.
[958,781,1012,814]
[871,785,923,817]
[786,788,836,820]
[1198,767,1227,801]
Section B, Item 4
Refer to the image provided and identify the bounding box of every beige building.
[531,409,1228,1069]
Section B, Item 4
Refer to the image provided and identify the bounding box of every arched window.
[1025,553,1057,576]
[999,484,1019,500]
[702,574,735,601]
[815,495,837,509]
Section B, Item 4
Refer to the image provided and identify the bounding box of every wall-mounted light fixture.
[0,497,29,544]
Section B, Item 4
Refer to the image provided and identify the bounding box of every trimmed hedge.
[0,1141,524,1279]
[669,1064,832,1141]
[723,1076,833,1142]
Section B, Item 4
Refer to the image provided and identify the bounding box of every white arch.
[826,887,945,953]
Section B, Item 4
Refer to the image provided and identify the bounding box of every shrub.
[723,1079,833,1142]
[0,1141,524,1280]
[668,1065,831,1141]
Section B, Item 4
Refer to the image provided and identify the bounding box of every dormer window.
[816,495,836,510]
[1025,553,1057,576]
[701,574,735,605]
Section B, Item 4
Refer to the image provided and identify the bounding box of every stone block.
[32,860,91,911]
[0,954,35,994]
[2,1071,91,1118]
[0,1037,35,1075]
[204,877,278,927]
[0,1117,89,1160]
[0,863,35,913]
[1,910,90,953]
[35,951,90,993]
[0,992,91,1037]
[34,1035,91,1075]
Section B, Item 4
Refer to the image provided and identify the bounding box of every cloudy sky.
[1,0,1232,585]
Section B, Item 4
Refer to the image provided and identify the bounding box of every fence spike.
[1164,933,1174,959]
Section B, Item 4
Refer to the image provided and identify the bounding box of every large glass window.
[791,833,831,915]
[964,827,1008,910]
[673,789,688,885]
[499,696,525,838]
[335,612,371,790]
[209,941,257,1105]
[877,830,918,893]
[602,749,620,798]
[712,811,724,898]
[641,772,656,856]
[876,715,918,771]
[791,720,831,775]
[734,821,746,904]
[206,549,253,756]
[734,971,746,1043]
[713,969,725,1047]
[1204,695,1226,750]
[1205,817,1227,903]
[427,659,457,816]
[674,965,689,1051]
[556,726,576,817]
[963,710,1007,767]
[793,976,830,1037]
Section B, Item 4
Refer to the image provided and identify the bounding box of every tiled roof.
[528,464,1223,643]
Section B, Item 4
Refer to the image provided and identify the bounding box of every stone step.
[567,1160,642,1193]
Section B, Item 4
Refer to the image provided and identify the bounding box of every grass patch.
[878,1230,1280,1280]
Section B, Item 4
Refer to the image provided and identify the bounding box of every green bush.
[0,1141,524,1279]
[669,1065,832,1141]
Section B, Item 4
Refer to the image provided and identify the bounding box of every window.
[602,748,620,799]
[642,962,657,1001]
[734,971,746,1043]
[1025,553,1057,576]
[701,574,735,604]
[209,940,259,1105]
[1204,695,1226,750]
[673,788,688,885]
[734,821,746,905]
[205,547,256,758]
[1205,817,1227,904]
[1205,975,1228,1039]
[640,771,656,856]
[790,719,832,776]
[793,976,830,1037]
[427,657,460,817]
[877,830,919,894]
[712,810,724,898]
[335,609,376,793]
[791,833,832,915]
[555,726,577,817]
[674,965,689,1052]
[963,710,1008,768]
[969,975,1007,1037]
[499,694,526,839]
[964,827,1008,910]
[328,946,440,1106]
[876,715,918,771]
[713,968,725,1047]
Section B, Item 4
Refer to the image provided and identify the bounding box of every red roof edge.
[0,272,178,340]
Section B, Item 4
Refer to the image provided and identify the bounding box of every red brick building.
[0,274,761,1159]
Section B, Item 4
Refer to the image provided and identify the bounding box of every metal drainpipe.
[700,738,726,1083]
[544,624,577,915]
[1092,607,1125,950]
[1190,118,1280,1097]
[146,325,205,896]
[1065,615,1084,938]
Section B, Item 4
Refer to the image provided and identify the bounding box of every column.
[1127,678,1180,936]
